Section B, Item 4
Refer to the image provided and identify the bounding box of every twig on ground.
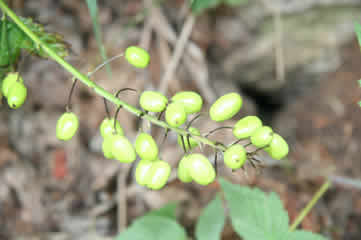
[159,14,196,94]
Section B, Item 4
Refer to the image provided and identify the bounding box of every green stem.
[289,180,331,231]
[0,0,226,152]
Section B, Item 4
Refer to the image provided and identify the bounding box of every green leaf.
[195,194,225,240]
[288,230,328,240]
[190,0,222,15]
[146,203,177,219]
[219,178,289,240]
[19,17,69,59]
[86,0,111,75]
[355,22,361,48]
[116,215,187,240]
[223,0,249,6]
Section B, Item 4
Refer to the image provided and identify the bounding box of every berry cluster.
[1,72,27,109]
[50,46,289,190]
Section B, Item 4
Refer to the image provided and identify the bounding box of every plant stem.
[0,0,226,152]
[289,180,331,231]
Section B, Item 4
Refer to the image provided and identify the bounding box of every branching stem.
[0,1,227,152]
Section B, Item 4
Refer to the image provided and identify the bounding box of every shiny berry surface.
[165,102,187,127]
[209,92,242,122]
[139,91,168,113]
[125,46,150,68]
[233,116,262,139]
[7,82,27,109]
[135,132,159,161]
[171,91,203,114]
[56,112,79,141]
[111,135,136,163]
[224,144,247,169]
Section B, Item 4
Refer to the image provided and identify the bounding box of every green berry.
[135,160,154,186]
[2,72,23,97]
[7,82,27,109]
[56,112,79,141]
[209,92,242,122]
[139,91,168,113]
[233,116,263,139]
[188,153,216,186]
[135,132,158,161]
[147,161,171,190]
[100,118,123,138]
[165,102,187,127]
[224,144,247,169]
[264,134,289,160]
[111,135,136,163]
[250,126,273,148]
[177,155,193,183]
[171,91,203,114]
[125,46,150,68]
[102,135,115,159]
[177,127,200,152]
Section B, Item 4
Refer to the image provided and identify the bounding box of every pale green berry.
[139,91,168,113]
[165,102,187,127]
[233,116,262,139]
[2,72,23,97]
[264,134,289,160]
[171,91,203,114]
[56,112,79,141]
[135,160,154,186]
[7,82,27,109]
[188,154,216,186]
[224,144,247,169]
[111,135,136,163]
[135,132,159,161]
[250,126,273,148]
[147,161,171,190]
[209,92,242,122]
[125,46,150,68]
[100,118,123,138]
[177,155,193,183]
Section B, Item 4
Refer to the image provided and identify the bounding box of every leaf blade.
[219,178,289,240]
[116,215,187,240]
[195,194,225,240]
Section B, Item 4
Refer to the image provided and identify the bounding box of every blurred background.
[1,0,361,239]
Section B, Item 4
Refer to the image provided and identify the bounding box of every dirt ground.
[1,1,361,240]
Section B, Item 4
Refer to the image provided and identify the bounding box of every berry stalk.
[0,0,226,152]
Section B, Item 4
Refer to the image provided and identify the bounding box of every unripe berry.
[264,133,289,160]
[102,135,115,159]
[112,135,136,163]
[125,46,150,68]
[7,82,27,109]
[147,161,171,190]
[177,155,193,183]
[224,144,247,169]
[188,154,216,186]
[250,126,273,148]
[2,72,23,98]
[135,132,159,161]
[56,112,79,141]
[139,91,168,113]
[135,160,154,186]
[233,116,262,139]
[100,118,123,138]
[209,92,242,122]
[165,102,187,127]
[171,91,203,114]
